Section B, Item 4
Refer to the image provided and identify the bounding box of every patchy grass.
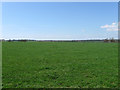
[2,42,118,88]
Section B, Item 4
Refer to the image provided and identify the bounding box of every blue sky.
[2,2,118,40]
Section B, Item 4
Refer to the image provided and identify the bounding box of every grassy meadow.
[2,41,118,88]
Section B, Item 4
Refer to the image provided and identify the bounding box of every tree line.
[0,38,119,43]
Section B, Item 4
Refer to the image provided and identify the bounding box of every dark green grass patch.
[2,42,118,88]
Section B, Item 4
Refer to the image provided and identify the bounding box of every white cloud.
[101,22,118,31]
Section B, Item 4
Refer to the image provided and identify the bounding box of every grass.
[2,41,118,88]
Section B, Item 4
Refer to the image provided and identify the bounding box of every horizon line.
[0,38,119,40]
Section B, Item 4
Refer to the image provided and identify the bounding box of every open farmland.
[2,42,118,88]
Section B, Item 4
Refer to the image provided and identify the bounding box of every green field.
[2,42,118,88]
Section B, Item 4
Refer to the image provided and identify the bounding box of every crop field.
[2,42,118,88]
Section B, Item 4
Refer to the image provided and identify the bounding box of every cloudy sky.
[2,2,118,40]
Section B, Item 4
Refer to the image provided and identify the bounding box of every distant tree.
[19,39,27,42]
[8,39,11,42]
[110,37,115,42]
[104,38,109,43]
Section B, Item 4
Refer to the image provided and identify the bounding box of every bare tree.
[104,38,109,43]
